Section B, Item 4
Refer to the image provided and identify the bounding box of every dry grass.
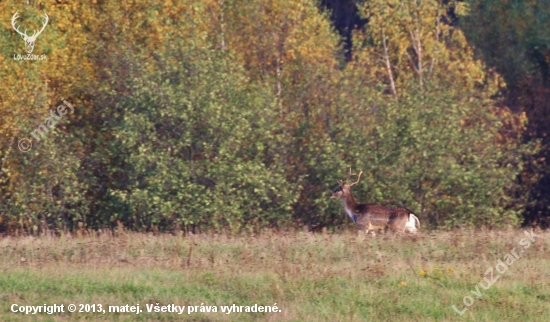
[1,228,550,321]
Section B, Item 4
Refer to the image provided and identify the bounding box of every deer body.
[331,169,420,235]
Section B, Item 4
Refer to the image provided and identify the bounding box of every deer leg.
[362,229,375,237]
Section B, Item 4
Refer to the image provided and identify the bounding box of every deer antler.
[31,13,49,39]
[345,168,355,182]
[11,11,27,38]
[348,170,363,187]
[337,168,362,186]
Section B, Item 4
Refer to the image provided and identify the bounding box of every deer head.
[330,168,363,199]
[11,11,49,54]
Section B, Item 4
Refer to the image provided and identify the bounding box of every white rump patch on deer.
[405,213,419,233]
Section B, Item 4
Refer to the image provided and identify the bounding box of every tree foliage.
[459,0,550,227]
[0,0,541,233]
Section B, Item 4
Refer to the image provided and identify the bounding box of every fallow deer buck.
[330,169,420,235]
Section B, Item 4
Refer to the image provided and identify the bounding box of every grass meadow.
[1,228,549,321]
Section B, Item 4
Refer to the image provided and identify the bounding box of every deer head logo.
[11,11,49,54]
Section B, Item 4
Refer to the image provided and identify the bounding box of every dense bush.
[0,0,539,233]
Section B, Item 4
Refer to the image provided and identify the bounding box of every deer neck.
[341,191,359,224]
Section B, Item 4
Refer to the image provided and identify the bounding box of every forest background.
[1,0,549,234]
